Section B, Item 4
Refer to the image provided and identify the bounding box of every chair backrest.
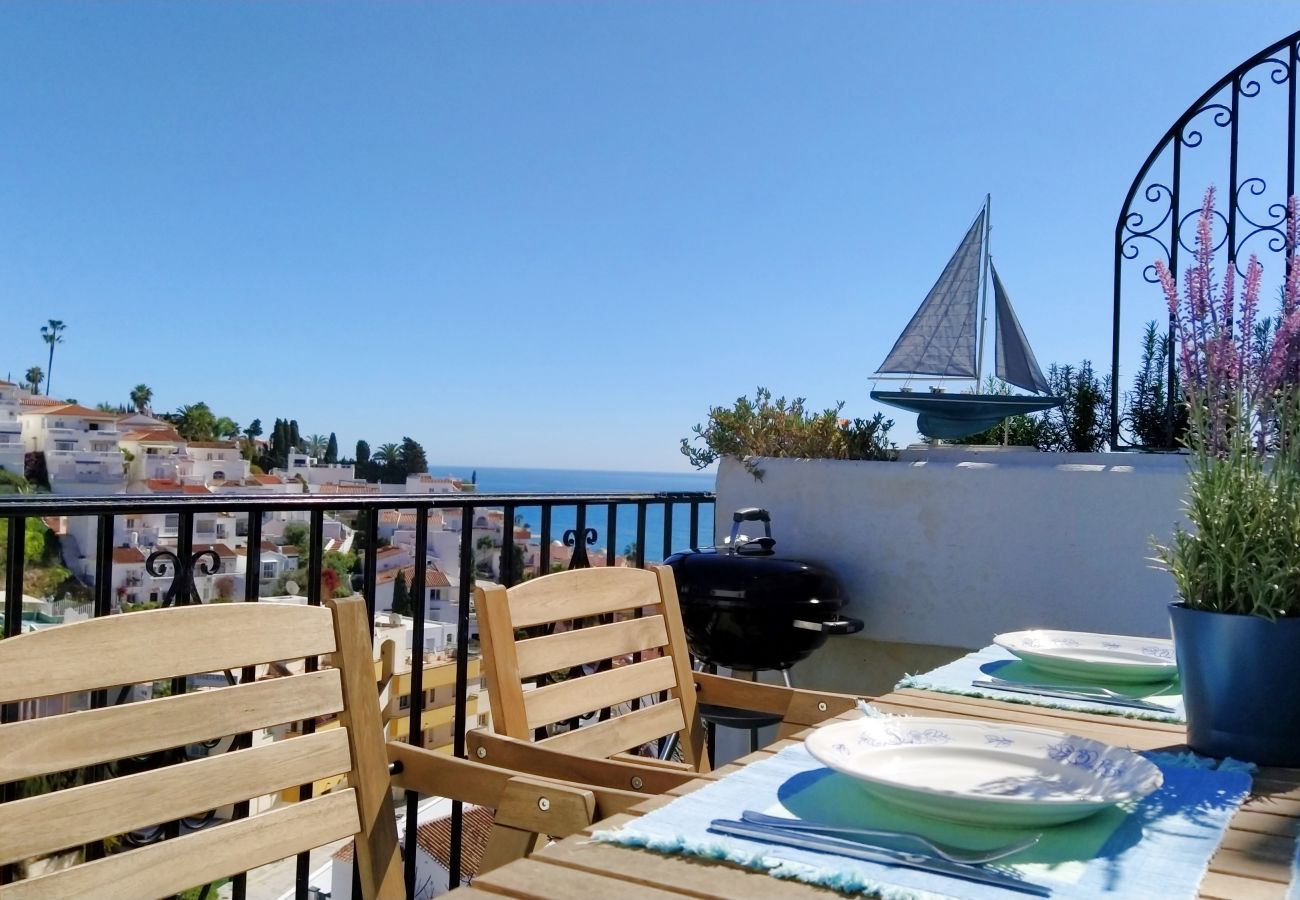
[475,565,706,770]
[0,596,404,900]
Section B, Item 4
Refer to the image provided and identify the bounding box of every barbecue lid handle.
[728,508,773,552]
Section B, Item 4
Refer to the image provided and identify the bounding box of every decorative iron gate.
[1112,28,1300,447]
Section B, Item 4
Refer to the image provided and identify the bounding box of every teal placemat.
[897,645,1184,724]
[596,741,1249,900]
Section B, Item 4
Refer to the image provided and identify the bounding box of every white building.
[118,426,191,484]
[273,451,357,487]
[0,381,25,476]
[185,441,250,485]
[20,402,125,494]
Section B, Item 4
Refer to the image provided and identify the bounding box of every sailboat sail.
[875,209,985,378]
[991,264,1051,395]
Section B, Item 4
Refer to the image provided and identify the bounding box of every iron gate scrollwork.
[1112,29,1300,448]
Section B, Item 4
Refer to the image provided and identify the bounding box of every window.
[149,590,159,602]
[261,562,276,579]
[88,422,99,431]
[398,695,411,711]
[163,514,179,532]
[196,520,215,535]
[213,470,225,481]
[55,441,75,452]
[236,519,248,537]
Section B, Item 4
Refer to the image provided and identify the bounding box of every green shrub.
[681,387,895,480]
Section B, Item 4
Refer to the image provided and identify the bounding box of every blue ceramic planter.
[1170,602,1300,766]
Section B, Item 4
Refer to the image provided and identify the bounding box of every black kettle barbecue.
[664,508,863,672]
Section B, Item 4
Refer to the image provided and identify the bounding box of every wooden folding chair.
[471,565,861,792]
[0,596,643,900]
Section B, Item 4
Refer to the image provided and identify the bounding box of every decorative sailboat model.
[870,196,1062,440]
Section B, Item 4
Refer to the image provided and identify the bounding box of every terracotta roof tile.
[332,806,494,877]
[415,806,494,877]
[23,402,117,419]
[192,543,237,558]
[120,428,184,443]
[186,441,238,450]
[252,474,283,485]
[112,546,146,564]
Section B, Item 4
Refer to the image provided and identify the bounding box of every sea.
[427,465,717,561]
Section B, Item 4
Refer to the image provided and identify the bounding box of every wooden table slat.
[536,834,845,899]
[452,688,1300,900]
[1199,870,1288,900]
[473,856,692,899]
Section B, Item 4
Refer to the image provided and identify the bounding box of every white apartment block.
[118,426,191,484]
[185,441,250,485]
[0,381,24,476]
[20,402,125,494]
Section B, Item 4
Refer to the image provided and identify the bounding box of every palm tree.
[39,320,65,396]
[129,384,153,414]
[373,442,400,467]
[23,366,43,394]
[305,433,328,459]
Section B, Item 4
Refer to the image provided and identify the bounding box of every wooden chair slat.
[3,789,360,900]
[0,728,353,866]
[504,567,663,629]
[515,615,669,679]
[539,699,686,759]
[326,597,406,900]
[524,655,678,731]
[0,668,344,784]
[0,603,338,703]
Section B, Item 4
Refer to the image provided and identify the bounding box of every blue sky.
[1,2,1296,471]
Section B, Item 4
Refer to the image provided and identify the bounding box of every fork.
[973,675,1175,712]
[739,810,1041,864]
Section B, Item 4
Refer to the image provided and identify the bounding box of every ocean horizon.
[426,464,718,561]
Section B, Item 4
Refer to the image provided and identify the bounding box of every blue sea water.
[428,465,717,562]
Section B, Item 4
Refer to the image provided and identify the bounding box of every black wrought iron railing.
[1113,28,1300,448]
[0,489,715,899]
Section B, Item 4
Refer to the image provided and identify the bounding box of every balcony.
[0,487,714,897]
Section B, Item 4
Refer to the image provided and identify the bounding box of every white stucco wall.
[714,448,1191,652]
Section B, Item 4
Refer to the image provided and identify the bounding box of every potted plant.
[1155,187,1300,765]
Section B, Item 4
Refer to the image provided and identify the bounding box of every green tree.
[374,442,402,483]
[325,432,339,465]
[355,439,372,480]
[243,418,263,441]
[282,522,310,557]
[391,569,412,616]
[399,436,428,476]
[288,419,301,452]
[305,433,327,459]
[214,416,240,441]
[23,366,43,394]
[171,402,219,441]
[129,384,153,414]
[40,319,65,396]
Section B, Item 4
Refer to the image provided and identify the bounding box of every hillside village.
[0,377,619,627]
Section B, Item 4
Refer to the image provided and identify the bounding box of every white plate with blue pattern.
[994,630,1177,684]
[804,717,1163,827]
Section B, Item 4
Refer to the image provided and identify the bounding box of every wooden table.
[452,688,1300,899]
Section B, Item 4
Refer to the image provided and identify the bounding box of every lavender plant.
[1154,188,1300,617]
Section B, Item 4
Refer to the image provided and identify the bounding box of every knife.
[971,678,1174,713]
[708,818,1052,896]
